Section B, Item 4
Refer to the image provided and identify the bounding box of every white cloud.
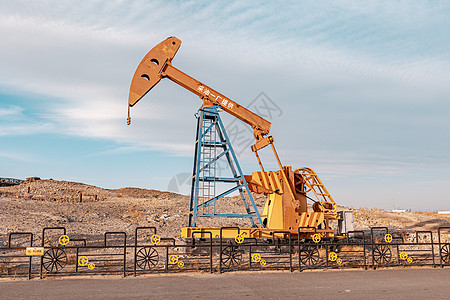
[0,104,55,136]
[0,123,55,136]
[0,151,34,162]
[1,1,450,209]
[1,1,448,146]
[0,105,23,117]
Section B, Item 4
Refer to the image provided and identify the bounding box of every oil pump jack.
[128,37,339,240]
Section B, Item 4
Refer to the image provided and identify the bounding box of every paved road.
[0,268,448,299]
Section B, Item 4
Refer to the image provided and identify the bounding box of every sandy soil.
[0,179,449,244]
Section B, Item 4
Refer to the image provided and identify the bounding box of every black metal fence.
[0,226,448,279]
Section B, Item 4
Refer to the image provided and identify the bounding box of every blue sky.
[1,1,449,211]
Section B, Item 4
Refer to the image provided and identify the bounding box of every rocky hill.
[0,179,448,242]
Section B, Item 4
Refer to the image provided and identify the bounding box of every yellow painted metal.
[182,165,338,238]
[245,166,338,236]
[26,247,44,256]
[181,227,335,239]
[247,170,283,194]
[128,37,271,140]
[298,212,325,227]
[261,193,284,229]
[182,162,339,239]
[128,37,341,239]
[295,167,337,218]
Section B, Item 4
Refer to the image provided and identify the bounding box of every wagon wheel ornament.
[42,248,67,273]
[299,245,320,266]
[221,246,243,268]
[441,244,450,264]
[136,247,159,269]
[373,245,392,264]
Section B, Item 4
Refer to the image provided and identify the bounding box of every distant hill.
[0,177,25,187]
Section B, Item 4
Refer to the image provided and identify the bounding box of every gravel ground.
[0,179,449,244]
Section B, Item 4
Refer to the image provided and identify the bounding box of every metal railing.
[0,226,448,279]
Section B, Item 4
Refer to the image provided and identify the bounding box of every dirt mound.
[0,180,184,204]
[0,179,449,240]
[113,187,178,199]
[0,179,118,203]
[354,208,450,232]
